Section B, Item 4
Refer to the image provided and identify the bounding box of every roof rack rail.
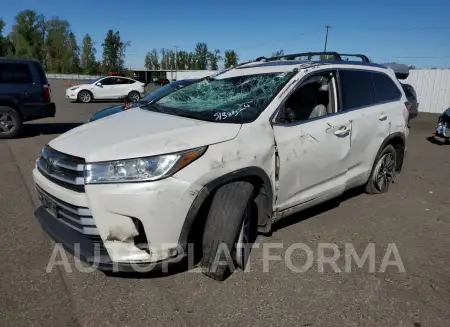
[255,51,343,62]
[338,53,371,63]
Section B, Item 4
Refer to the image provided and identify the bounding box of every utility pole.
[324,25,330,52]
[174,46,179,80]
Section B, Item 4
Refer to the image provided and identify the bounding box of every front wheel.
[127,91,140,103]
[77,90,92,103]
[200,181,256,281]
[365,144,397,194]
[0,106,23,139]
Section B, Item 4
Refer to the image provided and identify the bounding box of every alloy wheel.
[129,92,140,102]
[373,153,396,192]
[80,92,91,103]
[0,114,15,134]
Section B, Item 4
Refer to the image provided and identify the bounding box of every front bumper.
[66,90,78,100]
[35,206,186,272]
[33,168,203,268]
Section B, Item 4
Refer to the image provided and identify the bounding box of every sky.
[2,0,450,69]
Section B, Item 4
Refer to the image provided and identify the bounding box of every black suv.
[0,58,56,139]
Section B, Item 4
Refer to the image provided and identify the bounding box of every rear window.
[372,72,401,103]
[0,63,34,84]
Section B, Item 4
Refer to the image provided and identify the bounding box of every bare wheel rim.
[80,92,90,102]
[235,204,252,269]
[129,92,140,102]
[0,113,15,133]
[373,153,396,192]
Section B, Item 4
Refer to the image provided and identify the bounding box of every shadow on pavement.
[426,135,449,146]
[18,123,83,138]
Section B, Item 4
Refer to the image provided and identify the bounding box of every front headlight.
[70,87,79,91]
[84,147,207,184]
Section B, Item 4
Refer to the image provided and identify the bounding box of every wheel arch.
[0,100,22,119]
[178,166,274,252]
[376,132,406,172]
[77,89,94,101]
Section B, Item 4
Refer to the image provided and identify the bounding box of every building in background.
[132,69,218,83]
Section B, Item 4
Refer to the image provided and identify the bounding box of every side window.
[0,63,34,84]
[372,72,401,103]
[281,71,334,122]
[127,79,136,84]
[338,70,375,111]
[100,77,114,85]
[114,77,129,85]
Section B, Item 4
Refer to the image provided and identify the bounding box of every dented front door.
[272,115,351,211]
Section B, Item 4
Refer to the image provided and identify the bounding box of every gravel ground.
[1,79,449,327]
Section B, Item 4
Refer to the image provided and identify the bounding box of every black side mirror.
[278,107,294,123]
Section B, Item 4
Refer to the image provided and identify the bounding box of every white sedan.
[66,76,146,103]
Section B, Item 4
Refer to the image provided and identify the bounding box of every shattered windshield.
[140,80,197,103]
[153,71,295,123]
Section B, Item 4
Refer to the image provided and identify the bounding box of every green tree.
[80,34,97,74]
[0,19,13,56]
[224,50,239,68]
[68,32,80,73]
[144,48,159,70]
[208,49,221,70]
[9,10,46,64]
[176,50,188,70]
[160,48,168,69]
[272,49,284,57]
[102,29,129,72]
[186,51,196,69]
[194,42,209,70]
[45,17,79,73]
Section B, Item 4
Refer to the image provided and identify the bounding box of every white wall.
[403,69,450,114]
[165,70,218,80]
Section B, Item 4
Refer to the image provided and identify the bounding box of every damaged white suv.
[33,52,410,281]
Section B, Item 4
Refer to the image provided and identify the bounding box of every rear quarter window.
[372,72,401,103]
[0,62,34,84]
[401,83,416,98]
[31,61,49,85]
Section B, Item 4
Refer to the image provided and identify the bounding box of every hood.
[68,83,90,90]
[89,104,127,122]
[49,109,242,162]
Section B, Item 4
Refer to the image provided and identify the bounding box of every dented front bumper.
[32,168,202,271]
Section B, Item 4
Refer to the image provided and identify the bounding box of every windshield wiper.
[139,102,163,113]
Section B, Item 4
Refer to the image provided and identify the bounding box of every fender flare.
[177,167,274,251]
[373,132,406,172]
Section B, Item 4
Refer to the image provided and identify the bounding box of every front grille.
[36,185,99,236]
[37,146,85,192]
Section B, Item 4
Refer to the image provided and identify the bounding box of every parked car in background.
[89,79,199,122]
[435,107,450,143]
[33,51,410,282]
[0,58,56,139]
[400,83,418,123]
[66,76,146,103]
[154,78,170,86]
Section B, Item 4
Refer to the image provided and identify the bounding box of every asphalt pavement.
[1,79,450,327]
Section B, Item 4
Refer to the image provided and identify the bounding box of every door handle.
[379,113,387,121]
[334,125,350,137]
